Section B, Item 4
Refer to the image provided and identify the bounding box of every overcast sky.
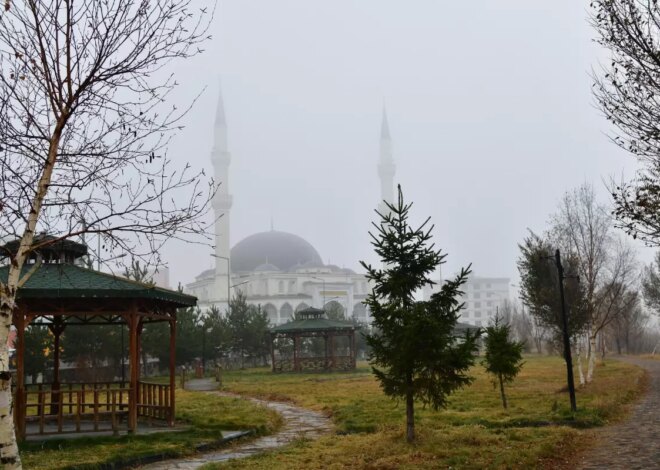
[160,0,655,289]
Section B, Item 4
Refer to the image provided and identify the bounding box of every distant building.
[424,274,510,327]
[460,276,510,327]
[150,266,170,289]
[185,84,398,324]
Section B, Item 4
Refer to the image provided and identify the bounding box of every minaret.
[211,82,233,303]
[378,105,396,216]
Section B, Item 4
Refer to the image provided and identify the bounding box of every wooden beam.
[270,333,275,372]
[293,334,300,372]
[168,318,176,427]
[127,307,139,432]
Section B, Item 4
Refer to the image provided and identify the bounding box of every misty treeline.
[21,282,373,382]
[20,291,268,383]
[514,183,660,385]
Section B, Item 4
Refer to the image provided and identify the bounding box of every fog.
[160,0,654,289]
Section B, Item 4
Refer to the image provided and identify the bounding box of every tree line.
[20,291,272,383]
[515,183,660,386]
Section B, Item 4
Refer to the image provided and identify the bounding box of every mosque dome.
[230,230,323,273]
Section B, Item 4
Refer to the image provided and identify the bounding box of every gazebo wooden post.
[323,333,329,371]
[328,333,335,371]
[137,319,144,377]
[14,309,26,440]
[127,308,139,433]
[350,330,356,368]
[48,318,65,415]
[168,316,176,426]
[293,334,300,372]
[269,333,276,372]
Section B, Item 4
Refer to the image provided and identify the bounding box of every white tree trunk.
[586,331,597,384]
[576,337,586,386]
[0,285,21,468]
[0,126,62,468]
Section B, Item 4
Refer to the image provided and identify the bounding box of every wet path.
[139,380,332,469]
[577,357,660,470]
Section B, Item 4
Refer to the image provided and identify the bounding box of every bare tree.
[0,1,216,466]
[591,1,660,244]
[551,184,638,383]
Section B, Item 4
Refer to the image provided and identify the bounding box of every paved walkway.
[577,357,660,470]
[140,380,333,469]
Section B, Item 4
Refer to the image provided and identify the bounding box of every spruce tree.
[361,186,480,443]
[482,316,525,409]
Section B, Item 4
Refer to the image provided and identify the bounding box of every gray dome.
[231,231,323,273]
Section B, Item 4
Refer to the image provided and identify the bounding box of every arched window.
[280,303,293,322]
[264,303,278,324]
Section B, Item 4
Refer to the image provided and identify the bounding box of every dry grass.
[202,356,645,469]
[20,389,282,470]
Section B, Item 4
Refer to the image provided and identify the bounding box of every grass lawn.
[202,356,645,470]
[20,388,282,470]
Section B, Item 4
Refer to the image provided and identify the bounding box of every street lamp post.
[543,250,577,412]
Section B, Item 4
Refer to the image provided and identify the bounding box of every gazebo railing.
[19,380,171,436]
[137,381,172,423]
[22,382,130,436]
[273,355,355,372]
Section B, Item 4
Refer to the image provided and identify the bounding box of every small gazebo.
[270,307,356,373]
[1,236,196,440]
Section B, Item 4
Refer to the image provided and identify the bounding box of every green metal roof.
[0,263,196,307]
[271,316,356,334]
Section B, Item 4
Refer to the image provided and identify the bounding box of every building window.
[475,320,482,327]
[475,311,481,318]
[473,293,480,299]
[487,301,492,307]
[264,304,278,324]
[486,283,492,288]
[278,281,284,293]
[474,301,481,308]
[280,303,293,322]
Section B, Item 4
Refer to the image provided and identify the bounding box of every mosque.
[185,86,396,325]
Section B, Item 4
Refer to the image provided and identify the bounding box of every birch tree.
[0,1,215,466]
[551,184,637,383]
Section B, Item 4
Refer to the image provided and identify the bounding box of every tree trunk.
[498,373,508,409]
[615,336,622,355]
[586,331,597,383]
[0,285,21,468]
[405,374,414,443]
[576,338,585,386]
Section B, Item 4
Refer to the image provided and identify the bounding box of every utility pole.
[555,249,577,412]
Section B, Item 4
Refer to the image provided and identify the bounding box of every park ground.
[21,356,646,469]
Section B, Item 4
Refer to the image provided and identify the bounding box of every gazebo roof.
[0,263,196,308]
[271,307,355,334]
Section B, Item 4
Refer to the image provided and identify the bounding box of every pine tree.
[361,186,480,443]
[482,316,525,409]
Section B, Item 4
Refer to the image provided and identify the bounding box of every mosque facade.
[185,86,396,325]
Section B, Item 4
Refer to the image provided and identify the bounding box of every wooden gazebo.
[270,307,356,372]
[1,237,196,439]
